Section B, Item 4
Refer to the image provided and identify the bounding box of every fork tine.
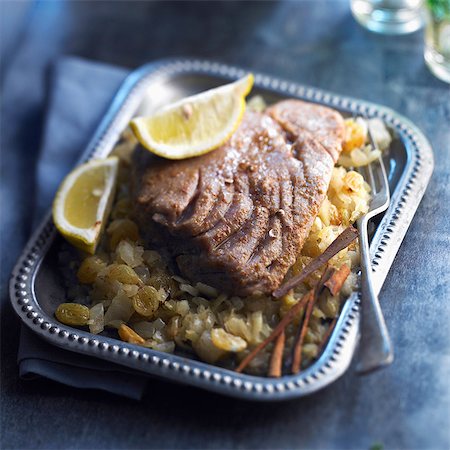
[367,117,390,200]
[378,155,389,194]
[354,115,377,194]
[367,120,377,150]
[353,115,390,208]
[375,157,389,200]
[367,162,377,194]
[367,120,390,202]
[366,117,378,153]
[353,116,390,217]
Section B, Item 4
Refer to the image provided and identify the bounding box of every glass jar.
[424,0,450,83]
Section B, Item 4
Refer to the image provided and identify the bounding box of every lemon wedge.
[52,157,119,254]
[130,74,254,160]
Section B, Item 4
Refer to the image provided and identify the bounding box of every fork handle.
[356,218,394,374]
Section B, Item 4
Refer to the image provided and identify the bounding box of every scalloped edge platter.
[10,59,434,400]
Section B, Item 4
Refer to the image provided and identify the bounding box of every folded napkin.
[17,56,151,400]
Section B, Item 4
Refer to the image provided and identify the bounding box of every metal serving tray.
[10,59,434,400]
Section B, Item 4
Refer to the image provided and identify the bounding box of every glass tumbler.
[424,0,450,83]
[351,0,425,34]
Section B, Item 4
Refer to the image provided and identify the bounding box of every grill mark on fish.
[248,175,284,266]
[175,169,202,225]
[176,170,223,233]
[192,177,235,238]
[210,174,253,251]
[248,214,283,266]
[218,206,269,264]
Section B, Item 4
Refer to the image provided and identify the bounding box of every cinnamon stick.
[236,290,313,373]
[315,266,336,301]
[291,293,315,374]
[315,265,351,358]
[291,266,335,374]
[268,330,285,377]
[273,226,358,299]
[324,264,351,296]
[237,255,353,375]
[316,317,338,357]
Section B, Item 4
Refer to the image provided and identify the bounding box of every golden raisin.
[105,264,140,284]
[132,286,161,318]
[107,219,139,250]
[118,324,145,345]
[55,303,90,326]
[192,330,225,363]
[211,328,247,352]
[77,256,107,284]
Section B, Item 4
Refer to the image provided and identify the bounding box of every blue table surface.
[1,1,449,449]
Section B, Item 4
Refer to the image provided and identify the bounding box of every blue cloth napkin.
[16,56,151,400]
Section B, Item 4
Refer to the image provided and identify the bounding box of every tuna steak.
[132,100,345,296]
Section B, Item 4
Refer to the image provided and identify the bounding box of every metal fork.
[355,123,393,374]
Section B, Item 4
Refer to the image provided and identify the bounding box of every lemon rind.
[130,74,254,160]
[52,157,119,254]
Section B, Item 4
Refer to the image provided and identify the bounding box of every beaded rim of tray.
[10,59,434,400]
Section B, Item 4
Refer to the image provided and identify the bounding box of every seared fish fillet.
[132,100,345,296]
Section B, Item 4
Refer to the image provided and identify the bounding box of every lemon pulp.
[146,94,237,144]
[52,157,119,254]
[130,74,254,160]
[64,168,108,229]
